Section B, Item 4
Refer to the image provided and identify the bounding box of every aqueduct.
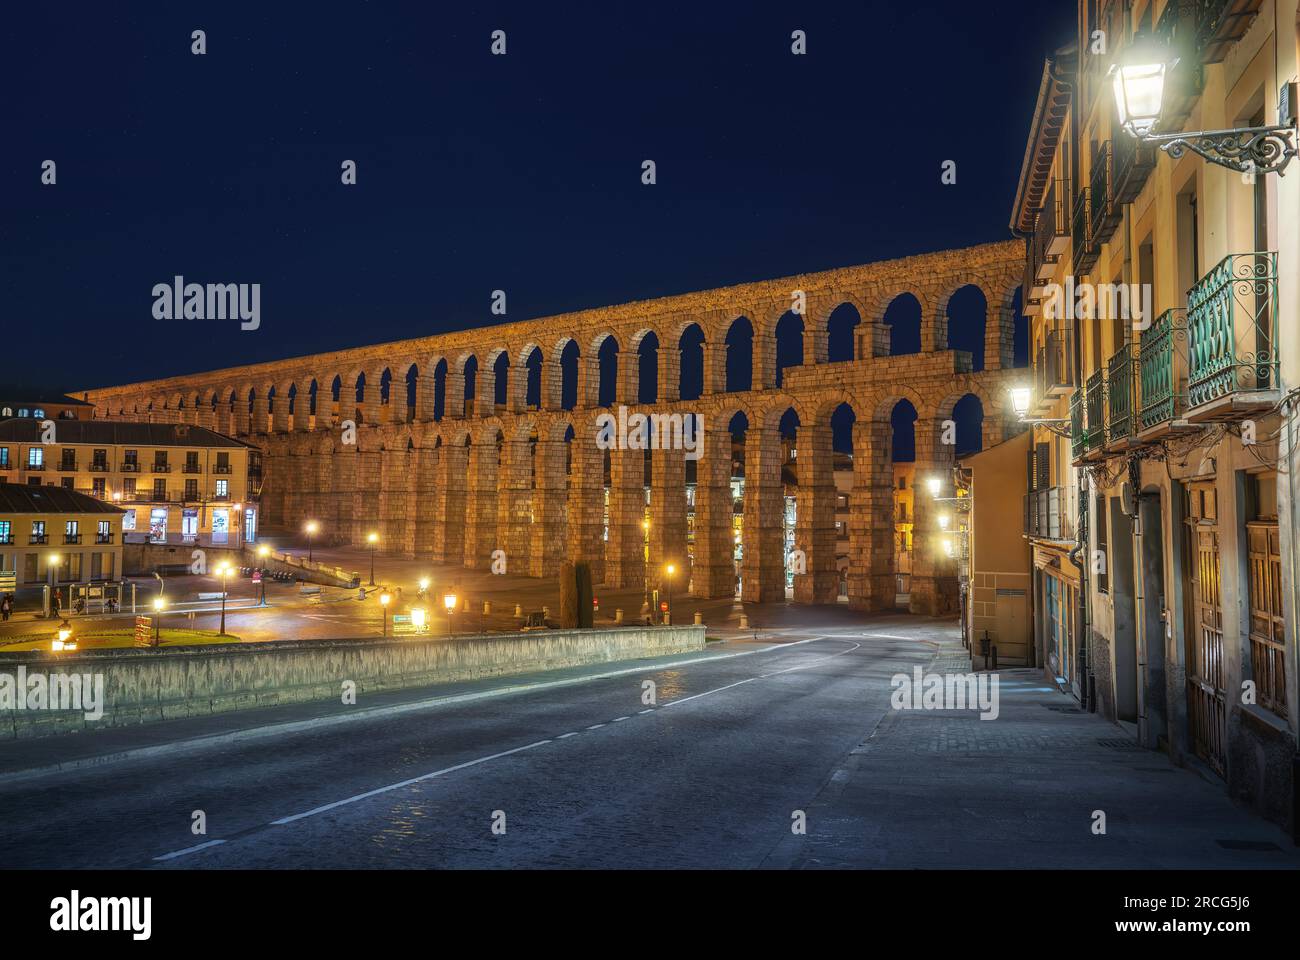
[81,239,1025,615]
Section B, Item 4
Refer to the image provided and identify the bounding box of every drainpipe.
[1070,468,1091,711]
[1285,394,1300,843]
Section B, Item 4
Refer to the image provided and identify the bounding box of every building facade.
[0,420,261,548]
[0,483,124,588]
[1013,0,1299,829]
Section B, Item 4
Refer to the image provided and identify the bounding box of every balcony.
[0,535,12,545]
[1035,330,1071,404]
[1196,0,1265,64]
[25,463,45,472]
[1105,343,1139,447]
[1186,252,1279,419]
[1084,369,1106,453]
[1024,179,1071,314]
[183,463,202,474]
[1086,142,1121,250]
[89,461,109,472]
[120,462,139,472]
[95,533,114,544]
[152,463,171,473]
[1024,487,1073,541]
[213,464,232,475]
[58,460,78,473]
[1138,308,1191,436]
[64,534,82,545]
[29,535,48,545]
[1112,133,1156,206]
[1070,391,1086,460]
[1071,188,1099,275]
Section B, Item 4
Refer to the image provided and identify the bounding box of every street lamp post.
[641,518,650,617]
[379,591,391,637]
[256,544,270,606]
[305,520,319,563]
[664,563,675,625]
[152,595,165,646]
[444,591,457,636]
[217,562,231,636]
[367,531,378,586]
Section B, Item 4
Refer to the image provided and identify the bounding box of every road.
[0,628,928,869]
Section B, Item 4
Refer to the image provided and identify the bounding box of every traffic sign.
[0,571,16,592]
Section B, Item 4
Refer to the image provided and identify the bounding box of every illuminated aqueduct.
[82,239,1025,615]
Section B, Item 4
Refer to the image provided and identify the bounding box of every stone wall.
[0,625,705,739]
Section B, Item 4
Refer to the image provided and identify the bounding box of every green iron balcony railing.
[1085,368,1106,450]
[1186,252,1278,410]
[1139,308,1188,431]
[1070,390,1086,460]
[1106,343,1139,444]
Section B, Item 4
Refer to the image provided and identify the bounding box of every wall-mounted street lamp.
[1009,386,1071,438]
[1110,40,1297,174]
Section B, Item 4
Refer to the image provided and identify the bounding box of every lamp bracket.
[1136,119,1298,175]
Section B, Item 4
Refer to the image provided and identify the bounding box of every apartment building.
[0,483,124,587]
[0,420,262,548]
[1012,0,1299,830]
[0,391,95,422]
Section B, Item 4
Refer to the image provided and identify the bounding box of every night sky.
[3,1,1071,411]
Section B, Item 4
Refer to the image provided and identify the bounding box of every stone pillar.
[306,450,331,533]
[530,440,568,578]
[848,421,895,611]
[473,365,496,418]
[446,368,466,419]
[793,423,838,603]
[541,359,563,411]
[986,295,1014,371]
[803,318,828,366]
[701,339,726,396]
[690,426,734,597]
[358,372,381,425]
[921,300,945,353]
[752,332,776,391]
[576,355,599,409]
[251,393,270,435]
[351,449,382,546]
[379,446,409,555]
[462,437,499,569]
[196,398,215,430]
[566,431,606,586]
[332,447,356,546]
[414,375,437,422]
[605,447,645,589]
[271,383,292,434]
[317,376,337,427]
[405,445,438,559]
[433,441,469,565]
[742,423,785,602]
[649,444,687,582]
[497,437,533,574]
[657,347,680,403]
[233,398,251,436]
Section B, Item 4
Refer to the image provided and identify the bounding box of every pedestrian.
[53,588,62,615]
[1,594,11,621]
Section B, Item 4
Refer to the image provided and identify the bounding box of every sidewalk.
[767,664,1300,869]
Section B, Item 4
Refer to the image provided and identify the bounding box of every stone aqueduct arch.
[82,240,1025,614]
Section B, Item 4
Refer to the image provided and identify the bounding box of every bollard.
[663,613,671,626]
[482,601,491,616]
[694,611,702,625]
[514,603,522,618]
[738,613,748,629]
[542,606,550,618]
[614,608,623,624]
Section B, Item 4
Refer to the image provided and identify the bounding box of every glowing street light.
[443,591,457,636]
[216,561,232,636]
[411,607,427,632]
[152,595,166,646]
[54,619,73,651]
[379,590,392,637]
[305,520,320,563]
[1009,386,1033,418]
[938,514,951,531]
[925,476,941,498]
[664,563,676,625]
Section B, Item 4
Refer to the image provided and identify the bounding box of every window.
[123,449,138,466]
[92,477,106,498]
[91,448,107,469]
[215,452,230,473]
[0,520,10,544]
[17,408,28,418]
[33,408,44,419]
[31,520,46,543]
[97,519,112,543]
[65,520,79,544]
[153,451,168,470]
[152,478,167,500]
[184,478,198,500]
[215,479,229,498]
[1095,493,1109,594]
[60,448,76,469]
[123,477,136,498]
[0,447,7,468]
[27,447,43,468]
[61,477,73,490]
[0,407,10,417]
[122,510,136,532]
[185,451,200,472]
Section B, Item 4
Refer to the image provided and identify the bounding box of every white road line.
[638,708,654,714]
[612,716,629,722]
[152,839,227,861]
[269,740,552,826]
[557,732,579,739]
[586,723,605,730]
[660,676,756,707]
[758,640,861,678]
